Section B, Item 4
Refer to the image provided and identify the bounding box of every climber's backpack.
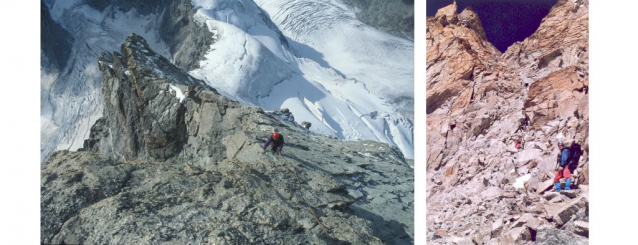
[568,143,582,170]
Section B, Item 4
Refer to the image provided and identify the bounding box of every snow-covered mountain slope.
[41,0,174,161]
[190,0,414,157]
[41,0,414,159]
[255,0,414,101]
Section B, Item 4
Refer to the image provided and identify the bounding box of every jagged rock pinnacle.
[42,34,414,244]
[436,0,457,17]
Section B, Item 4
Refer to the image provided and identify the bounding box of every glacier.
[41,0,414,159]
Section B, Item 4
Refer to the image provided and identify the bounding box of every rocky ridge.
[41,34,414,244]
[42,0,416,161]
[426,0,589,244]
[40,0,215,161]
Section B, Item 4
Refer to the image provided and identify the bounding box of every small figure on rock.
[514,135,523,150]
[554,140,572,192]
[262,129,285,156]
[301,121,311,130]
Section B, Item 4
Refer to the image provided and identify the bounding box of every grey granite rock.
[340,0,414,40]
[42,34,413,245]
[536,225,588,245]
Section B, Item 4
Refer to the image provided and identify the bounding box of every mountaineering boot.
[555,182,561,192]
[565,178,572,190]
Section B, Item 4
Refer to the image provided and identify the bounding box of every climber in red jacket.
[262,129,284,156]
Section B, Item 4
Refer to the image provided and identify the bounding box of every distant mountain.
[340,0,414,40]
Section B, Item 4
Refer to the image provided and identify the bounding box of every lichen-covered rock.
[574,221,589,238]
[42,34,414,244]
[536,225,589,245]
[553,197,587,225]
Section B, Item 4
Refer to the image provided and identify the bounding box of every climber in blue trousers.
[554,141,572,192]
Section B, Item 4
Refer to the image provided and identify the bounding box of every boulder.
[300,121,312,129]
[511,213,548,231]
[529,141,548,151]
[543,203,564,219]
[542,192,559,201]
[537,179,556,194]
[580,185,590,202]
[580,162,590,185]
[552,197,586,225]
[501,226,532,244]
[527,203,548,216]
[536,225,588,245]
[482,187,503,200]
[491,218,504,239]
[574,221,589,237]
[308,174,345,193]
[515,149,543,166]
[506,146,519,153]
[560,189,581,198]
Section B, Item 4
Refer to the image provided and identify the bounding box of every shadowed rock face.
[426,3,523,171]
[524,66,588,130]
[40,0,73,72]
[503,0,589,85]
[82,0,214,70]
[42,34,414,244]
[426,0,588,244]
[81,34,216,164]
[340,0,414,40]
[40,0,214,161]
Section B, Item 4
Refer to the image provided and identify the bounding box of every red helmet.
[272,132,280,139]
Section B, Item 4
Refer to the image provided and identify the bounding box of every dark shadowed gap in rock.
[426,0,558,53]
[426,89,455,114]
[538,49,563,69]
[469,86,475,103]
[529,227,537,241]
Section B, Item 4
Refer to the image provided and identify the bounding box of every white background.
[1,0,636,243]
